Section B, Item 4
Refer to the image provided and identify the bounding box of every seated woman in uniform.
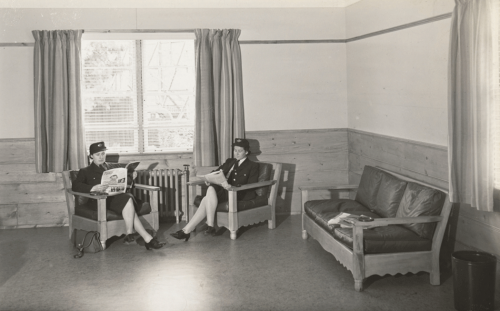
[170,138,259,241]
[72,141,165,250]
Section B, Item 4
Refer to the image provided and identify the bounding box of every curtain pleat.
[448,0,496,211]
[32,30,87,173]
[194,29,245,166]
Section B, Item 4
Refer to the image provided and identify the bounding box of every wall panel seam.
[0,12,452,46]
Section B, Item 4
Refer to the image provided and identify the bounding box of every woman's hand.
[205,181,211,186]
[221,181,231,190]
[133,171,137,179]
[90,184,108,192]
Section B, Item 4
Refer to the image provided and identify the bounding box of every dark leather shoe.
[145,237,165,250]
[204,226,216,236]
[170,230,190,241]
[123,234,135,244]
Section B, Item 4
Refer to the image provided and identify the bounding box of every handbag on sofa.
[73,230,103,258]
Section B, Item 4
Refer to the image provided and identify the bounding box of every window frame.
[81,32,196,155]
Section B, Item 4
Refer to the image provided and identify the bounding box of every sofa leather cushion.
[304,199,379,232]
[373,172,408,218]
[75,199,151,221]
[333,225,433,254]
[396,182,446,239]
[355,166,383,211]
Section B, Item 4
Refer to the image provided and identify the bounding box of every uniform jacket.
[214,157,259,201]
[72,162,132,193]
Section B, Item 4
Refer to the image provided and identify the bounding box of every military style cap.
[232,138,250,150]
[89,141,107,155]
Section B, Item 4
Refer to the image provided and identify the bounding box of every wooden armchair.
[186,161,282,240]
[62,170,160,250]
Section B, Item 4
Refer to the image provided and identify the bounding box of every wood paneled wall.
[0,139,66,228]
[0,139,194,228]
[348,129,500,284]
[247,128,349,214]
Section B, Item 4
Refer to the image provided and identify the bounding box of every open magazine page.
[101,168,128,196]
[198,170,227,186]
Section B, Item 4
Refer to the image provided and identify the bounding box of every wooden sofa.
[300,166,452,292]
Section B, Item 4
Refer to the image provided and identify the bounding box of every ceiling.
[0,0,362,9]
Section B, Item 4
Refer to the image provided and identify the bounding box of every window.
[494,4,500,190]
[82,34,195,153]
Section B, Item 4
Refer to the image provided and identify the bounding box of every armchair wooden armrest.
[351,216,443,229]
[134,184,160,191]
[65,189,108,199]
[187,179,206,186]
[227,180,277,192]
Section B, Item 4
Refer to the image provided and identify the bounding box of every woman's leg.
[183,186,218,233]
[122,199,153,243]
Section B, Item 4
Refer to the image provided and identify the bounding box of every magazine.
[327,213,360,227]
[100,161,140,196]
[197,169,227,186]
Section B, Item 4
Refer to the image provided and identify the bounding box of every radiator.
[133,166,189,223]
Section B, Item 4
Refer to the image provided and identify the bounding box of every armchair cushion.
[333,226,433,254]
[75,199,151,221]
[216,195,269,212]
[396,182,446,239]
[255,162,272,197]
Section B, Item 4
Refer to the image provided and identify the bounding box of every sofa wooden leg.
[230,230,237,240]
[354,280,364,292]
[430,269,440,285]
[302,230,308,240]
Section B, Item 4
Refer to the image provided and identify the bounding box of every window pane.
[144,127,194,152]
[82,40,139,153]
[142,40,195,151]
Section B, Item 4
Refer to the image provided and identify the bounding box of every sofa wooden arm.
[350,216,443,229]
[134,184,160,191]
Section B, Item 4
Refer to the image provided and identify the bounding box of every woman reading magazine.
[72,141,165,250]
[170,138,259,241]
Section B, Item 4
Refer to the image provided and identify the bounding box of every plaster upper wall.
[346,0,454,38]
[0,8,347,138]
[0,8,345,42]
[345,0,454,146]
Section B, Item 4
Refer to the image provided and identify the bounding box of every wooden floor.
[0,215,469,311]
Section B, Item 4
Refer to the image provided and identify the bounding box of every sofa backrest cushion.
[374,171,408,218]
[355,166,407,217]
[396,182,446,239]
[355,166,383,211]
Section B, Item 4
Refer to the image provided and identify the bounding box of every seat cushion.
[75,199,151,221]
[304,199,379,232]
[333,225,433,254]
[194,194,269,212]
[396,182,446,239]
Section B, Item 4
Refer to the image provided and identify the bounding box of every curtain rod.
[83,29,195,33]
